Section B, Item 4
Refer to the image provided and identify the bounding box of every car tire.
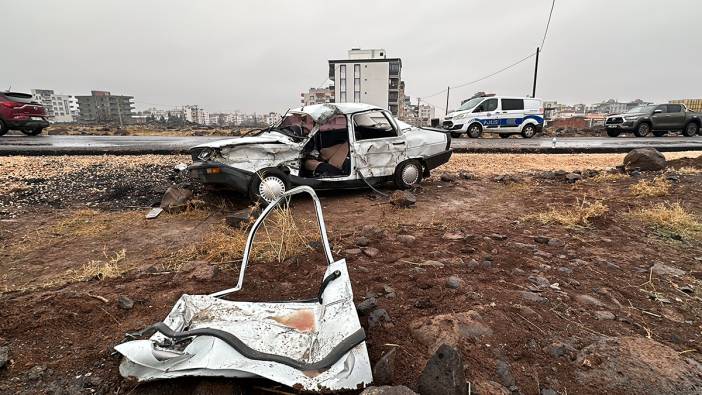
[634,122,651,137]
[393,159,423,189]
[499,133,510,139]
[521,124,536,138]
[466,123,482,138]
[683,122,699,137]
[0,120,8,136]
[606,129,620,137]
[450,132,462,138]
[21,128,43,136]
[653,131,667,137]
[248,169,288,205]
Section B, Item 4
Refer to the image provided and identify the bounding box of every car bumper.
[424,150,452,171]
[605,121,635,131]
[5,118,50,130]
[441,121,466,132]
[187,161,253,193]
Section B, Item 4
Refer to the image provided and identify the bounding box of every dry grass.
[165,200,317,270]
[629,202,702,241]
[71,249,130,281]
[591,172,627,183]
[676,166,702,175]
[630,177,671,198]
[524,199,609,228]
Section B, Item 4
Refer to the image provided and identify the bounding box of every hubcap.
[687,124,697,135]
[401,164,420,185]
[258,176,285,203]
[469,125,480,136]
[524,126,534,137]
[640,125,649,135]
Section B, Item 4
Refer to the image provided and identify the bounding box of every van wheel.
[0,120,7,136]
[248,169,288,205]
[653,131,667,137]
[499,133,510,139]
[393,159,422,189]
[521,124,536,138]
[683,122,699,137]
[467,123,482,138]
[450,132,462,138]
[634,123,650,137]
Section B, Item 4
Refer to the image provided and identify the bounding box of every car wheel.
[467,123,482,138]
[521,124,536,138]
[683,122,699,137]
[22,128,43,136]
[450,132,462,138]
[248,169,288,205]
[499,133,510,139]
[634,123,650,137]
[0,120,8,136]
[606,129,620,137]
[393,159,423,189]
[653,131,667,137]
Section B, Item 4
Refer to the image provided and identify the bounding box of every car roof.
[291,103,384,118]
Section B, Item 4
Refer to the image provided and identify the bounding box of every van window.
[353,110,397,140]
[474,98,498,113]
[501,99,524,111]
[524,99,541,110]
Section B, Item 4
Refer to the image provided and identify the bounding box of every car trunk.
[4,92,47,117]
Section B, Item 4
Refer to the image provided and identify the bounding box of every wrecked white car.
[188,103,452,203]
[115,186,373,391]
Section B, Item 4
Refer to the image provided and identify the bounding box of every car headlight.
[624,116,639,121]
[453,113,468,120]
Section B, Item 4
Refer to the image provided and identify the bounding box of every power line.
[540,0,556,50]
[451,52,536,91]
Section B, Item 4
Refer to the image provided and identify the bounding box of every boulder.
[410,311,492,351]
[373,348,397,385]
[390,191,417,208]
[417,344,466,395]
[623,148,667,171]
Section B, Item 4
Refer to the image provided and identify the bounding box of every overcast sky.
[4,0,701,113]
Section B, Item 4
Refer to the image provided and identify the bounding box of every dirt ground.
[1,152,702,394]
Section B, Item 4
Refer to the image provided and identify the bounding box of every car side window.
[474,98,498,113]
[501,99,524,111]
[667,104,682,113]
[654,105,666,113]
[353,110,398,141]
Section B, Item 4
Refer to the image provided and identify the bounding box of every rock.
[224,206,260,228]
[541,388,558,395]
[117,295,134,310]
[511,242,537,250]
[481,260,493,269]
[160,184,193,211]
[528,275,550,288]
[446,276,463,289]
[363,247,380,258]
[651,262,685,277]
[534,250,553,259]
[26,365,46,381]
[473,380,511,395]
[383,285,397,298]
[397,234,416,245]
[516,291,547,303]
[421,260,445,268]
[417,344,466,395]
[623,148,667,171]
[442,231,465,241]
[357,297,378,316]
[362,224,385,239]
[459,171,474,180]
[511,304,540,318]
[356,236,371,247]
[575,294,605,307]
[361,386,418,395]
[440,173,458,182]
[390,190,417,208]
[490,233,508,241]
[534,236,550,244]
[558,266,573,274]
[495,360,516,389]
[188,264,219,282]
[414,298,434,309]
[547,238,565,247]
[0,346,8,369]
[565,173,583,183]
[345,248,363,255]
[575,336,702,394]
[369,309,391,328]
[410,311,492,351]
[595,310,615,320]
[373,348,397,385]
[545,341,577,360]
[467,259,479,270]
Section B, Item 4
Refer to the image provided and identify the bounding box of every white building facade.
[31,89,78,122]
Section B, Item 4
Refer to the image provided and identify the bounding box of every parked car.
[188,103,452,204]
[442,95,544,138]
[0,92,50,136]
[605,104,702,137]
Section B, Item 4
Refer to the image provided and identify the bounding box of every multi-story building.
[263,112,281,125]
[670,99,702,112]
[75,91,134,124]
[183,105,208,124]
[328,48,404,116]
[31,89,78,122]
[300,87,334,106]
[418,104,435,125]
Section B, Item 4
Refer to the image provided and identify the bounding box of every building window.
[389,62,400,75]
[354,64,361,103]
[339,65,347,102]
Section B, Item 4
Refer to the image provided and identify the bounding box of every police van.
[442,95,544,138]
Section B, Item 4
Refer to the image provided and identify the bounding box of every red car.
[0,92,50,136]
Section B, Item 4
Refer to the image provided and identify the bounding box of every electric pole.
[445,86,450,116]
[532,47,540,98]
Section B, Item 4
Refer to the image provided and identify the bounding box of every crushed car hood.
[192,132,296,149]
[192,132,302,173]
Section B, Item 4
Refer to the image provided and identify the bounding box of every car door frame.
[473,98,500,132]
[666,104,685,130]
[650,104,668,129]
[498,98,526,133]
[350,109,407,179]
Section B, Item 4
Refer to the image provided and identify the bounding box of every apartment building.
[670,99,702,112]
[328,48,404,116]
[263,112,281,125]
[300,87,334,106]
[75,91,134,124]
[31,89,78,122]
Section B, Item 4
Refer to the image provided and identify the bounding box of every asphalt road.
[1,133,701,155]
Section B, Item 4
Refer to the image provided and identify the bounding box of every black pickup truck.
[605,103,701,137]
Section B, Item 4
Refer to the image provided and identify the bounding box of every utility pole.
[416,97,421,126]
[116,97,124,129]
[532,47,540,98]
[445,86,450,116]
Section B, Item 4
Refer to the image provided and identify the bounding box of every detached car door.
[351,110,407,178]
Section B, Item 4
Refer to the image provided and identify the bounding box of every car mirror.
[653,109,662,114]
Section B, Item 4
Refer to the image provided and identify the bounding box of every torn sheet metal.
[115,186,372,392]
